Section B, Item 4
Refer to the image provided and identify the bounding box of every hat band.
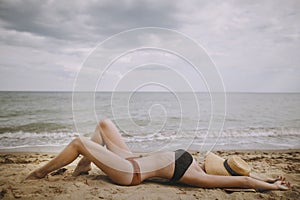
[223,159,242,176]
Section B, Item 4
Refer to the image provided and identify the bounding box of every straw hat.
[204,152,251,176]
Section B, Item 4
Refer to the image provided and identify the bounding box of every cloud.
[0,0,299,92]
[0,0,179,42]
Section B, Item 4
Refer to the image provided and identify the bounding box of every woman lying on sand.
[26,119,290,191]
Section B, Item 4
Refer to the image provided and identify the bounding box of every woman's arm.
[187,174,290,191]
[249,172,282,183]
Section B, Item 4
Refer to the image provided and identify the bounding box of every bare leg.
[26,139,81,180]
[98,119,133,158]
[72,123,104,176]
[73,119,133,176]
[26,137,133,185]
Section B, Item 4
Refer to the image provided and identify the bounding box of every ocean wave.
[122,127,300,142]
[0,122,72,134]
[220,127,300,138]
[0,131,80,148]
[0,127,299,149]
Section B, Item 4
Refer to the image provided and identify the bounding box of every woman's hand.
[267,175,284,183]
[273,179,291,190]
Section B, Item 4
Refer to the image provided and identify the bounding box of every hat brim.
[204,152,231,176]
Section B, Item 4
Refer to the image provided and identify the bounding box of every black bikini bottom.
[170,149,193,182]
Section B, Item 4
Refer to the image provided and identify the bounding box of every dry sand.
[0,150,299,200]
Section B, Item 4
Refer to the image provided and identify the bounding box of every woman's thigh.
[99,119,133,158]
[78,136,133,185]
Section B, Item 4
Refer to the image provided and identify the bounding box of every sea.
[0,92,299,153]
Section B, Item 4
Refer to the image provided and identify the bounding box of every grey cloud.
[0,0,299,92]
[87,1,179,34]
[0,0,179,43]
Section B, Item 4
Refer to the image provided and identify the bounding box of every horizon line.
[0,90,299,94]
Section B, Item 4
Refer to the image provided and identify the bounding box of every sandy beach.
[0,149,299,200]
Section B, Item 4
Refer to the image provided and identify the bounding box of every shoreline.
[0,149,299,199]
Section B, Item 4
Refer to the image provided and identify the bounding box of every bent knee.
[99,118,112,128]
[70,137,83,149]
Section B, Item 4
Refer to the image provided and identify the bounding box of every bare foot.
[72,158,92,176]
[72,164,91,176]
[274,180,291,190]
[25,170,46,180]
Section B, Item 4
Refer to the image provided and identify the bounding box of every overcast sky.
[0,0,299,92]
